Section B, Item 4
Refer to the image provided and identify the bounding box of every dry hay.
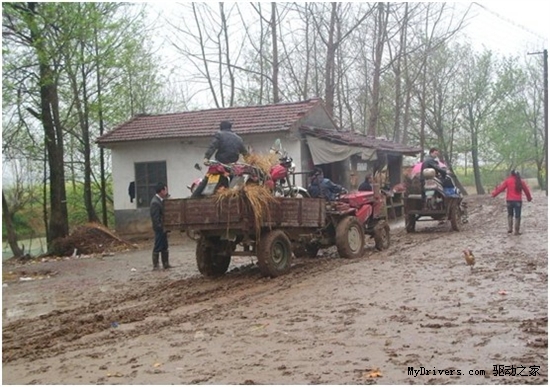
[212,153,280,238]
[244,152,278,175]
[216,183,277,238]
[50,222,137,256]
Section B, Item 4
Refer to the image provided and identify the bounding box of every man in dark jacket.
[420,147,447,200]
[421,147,447,179]
[191,121,249,198]
[150,182,171,270]
[203,121,248,164]
[358,174,373,191]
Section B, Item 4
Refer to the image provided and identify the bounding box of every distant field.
[461,178,541,195]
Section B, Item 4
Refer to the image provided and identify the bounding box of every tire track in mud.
[0,195,494,363]
[2,253,360,363]
[3,192,547,385]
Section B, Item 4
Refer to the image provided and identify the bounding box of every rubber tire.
[288,187,310,198]
[405,214,416,233]
[374,222,390,251]
[450,202,462,231]
[196,237,231,278]
[335,216,365,258]
[257,230,292,277]
[273,186,285,197]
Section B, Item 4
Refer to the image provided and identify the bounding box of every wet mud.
[2,192,547,384]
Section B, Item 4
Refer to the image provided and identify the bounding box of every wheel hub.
[348,227,362,252]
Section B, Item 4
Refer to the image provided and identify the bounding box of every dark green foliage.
[2,181,114,240]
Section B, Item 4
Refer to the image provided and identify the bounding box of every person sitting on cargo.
[420,147,447,199]
[192,121,249,198]
[203,120,249,165]
[307,168,346,201]
[421,147,447,180]
[358,174,373,192]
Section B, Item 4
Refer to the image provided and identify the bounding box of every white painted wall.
[111,138,207,210]
[110,132,305,211]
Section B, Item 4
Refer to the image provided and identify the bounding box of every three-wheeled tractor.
[403,168,467,232]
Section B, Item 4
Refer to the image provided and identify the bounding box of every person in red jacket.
[491,170,532,235]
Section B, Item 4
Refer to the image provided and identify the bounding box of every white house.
[97,98,420,235]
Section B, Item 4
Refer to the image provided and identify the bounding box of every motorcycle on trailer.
[190,160,233,198]
[189,159,269,197]
[269,139,309,198]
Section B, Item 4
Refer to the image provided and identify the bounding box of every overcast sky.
[456,1,548,55]
[148,1,549,72]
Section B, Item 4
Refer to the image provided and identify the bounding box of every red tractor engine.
[337,191,384,224]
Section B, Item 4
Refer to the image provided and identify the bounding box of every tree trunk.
[69,39,99,223]
[392,3,408,142]
[270,2,279,103]
[470,125,485,194]
[81,88,99,223]
[220,3,235,106]
[192,3,219,108]
[2,191,24,258]
[367,2,387,137]
[324,2,337,117]
[27,3,69,247]
[94,25,108,226]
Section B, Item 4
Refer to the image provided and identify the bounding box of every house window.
[135,161,167,208]
[357,162,368,172]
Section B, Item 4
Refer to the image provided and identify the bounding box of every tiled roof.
[301,126,421,155]
[96,99,324,145]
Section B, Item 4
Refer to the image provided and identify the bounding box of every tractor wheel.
[450,201,462,231]
[405,214,416,233]
[257,230,292,277]
[335,216,365,258]
[196,237,232,278]
[374,221,390,251]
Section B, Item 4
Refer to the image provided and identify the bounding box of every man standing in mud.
[150,182,172,270]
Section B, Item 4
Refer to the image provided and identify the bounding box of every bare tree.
[310,3,373,117]
[367,2,389,136]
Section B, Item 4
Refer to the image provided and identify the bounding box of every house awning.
[306,135,377,165]
[301,126,422,164]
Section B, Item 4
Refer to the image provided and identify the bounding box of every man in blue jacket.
[307,168,346,201]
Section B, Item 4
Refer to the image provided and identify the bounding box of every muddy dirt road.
[2,192,548,384]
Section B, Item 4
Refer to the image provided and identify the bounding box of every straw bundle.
[215,181,277,239]
[210,152,281,238]
[244,152,277,175]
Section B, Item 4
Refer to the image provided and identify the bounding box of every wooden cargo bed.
[164,197,326,232]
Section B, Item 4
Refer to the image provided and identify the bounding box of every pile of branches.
[50,222,136,256]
